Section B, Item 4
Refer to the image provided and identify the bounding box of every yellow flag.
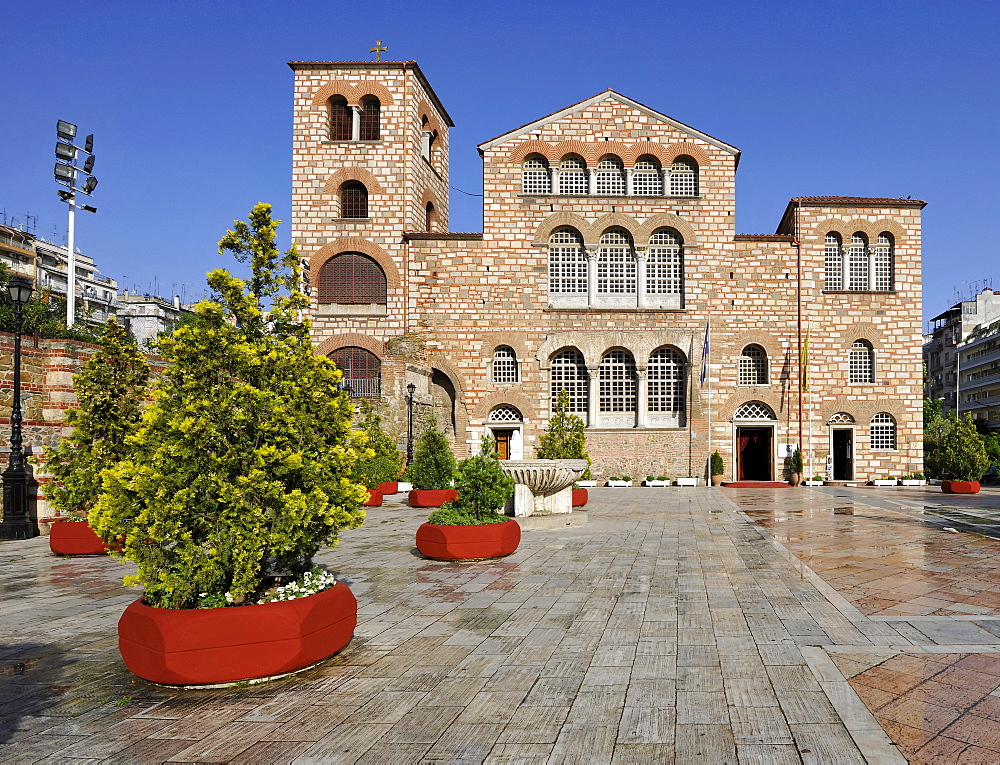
[801,326,810,391]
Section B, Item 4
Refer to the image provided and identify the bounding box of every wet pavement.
[1,484,999,763]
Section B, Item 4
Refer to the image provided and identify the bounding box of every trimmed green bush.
[789,448,803,475]
[710,451,724,477]
[406,419,456,490]
[428,437,514,525]
[940,413,990,482]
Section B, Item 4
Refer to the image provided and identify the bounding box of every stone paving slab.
[8,486,998,762]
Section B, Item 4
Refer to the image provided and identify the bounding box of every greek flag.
[700,320,710,385]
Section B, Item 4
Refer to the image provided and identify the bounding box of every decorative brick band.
[471,391,537,422]
[533,212,697,247]
[322,167,385,195]
[311,80,395,107]
[506,138,711,167]
[315,333,385,359]
[478,332,533,364]
[716,393,785,422]
[840,323,884,349]
[309,239,401,291]
[817,396,905,423]
[812,217,908,245]
[535,332,694,369]
[416,100,442,136]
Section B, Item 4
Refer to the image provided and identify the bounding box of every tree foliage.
[710,451,724,477]
[0,263,102,343]
[924,408,954,479]
[41,317,150,517]
[406,418,456,490]
[939,413,990,481]
[352,399,403,489]
[428,437,514,525]
[536,389,592,479]
[90,204,368,609]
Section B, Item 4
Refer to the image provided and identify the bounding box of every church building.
[288,59,924,483]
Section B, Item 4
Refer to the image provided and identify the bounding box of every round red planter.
[376,481,399,495]
[942,480,981,494]
[407,489,458,508]
[365,491,383,507]
[572,488,589,507]
[118,581,357,686]
[49,520,109,556]
[415,519,521,561]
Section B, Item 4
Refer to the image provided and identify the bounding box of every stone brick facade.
[290,61,924,483]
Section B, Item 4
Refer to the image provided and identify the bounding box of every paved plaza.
[4,485,1000,763]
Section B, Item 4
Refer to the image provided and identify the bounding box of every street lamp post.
[0,277,37,540]
[406,382,416,464]
[54,120,98,328]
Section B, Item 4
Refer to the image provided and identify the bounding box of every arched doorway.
[733,401,776,481]
[487,405,523,460]
[828,412,855,480]
[430,369,457,438]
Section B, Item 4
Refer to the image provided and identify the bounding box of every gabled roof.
[476,89,739,156]
[775,196,928,235]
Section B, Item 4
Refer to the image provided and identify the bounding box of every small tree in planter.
[406,418,458,507]
[42,318,149,555]
[939,413,990,494]
[788,447,803,486]
[90,204,369,685]
[353,400,403,503]
[710,451,725,486]
[537,389,592,478]
[416,437,519,560]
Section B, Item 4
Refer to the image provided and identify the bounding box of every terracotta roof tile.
[791,196,926,206]
[404,232,484,241]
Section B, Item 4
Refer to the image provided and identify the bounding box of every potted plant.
[607,476,633,487]
[406,419,458,507]
[872,476,898,487]
[537,389,593,505]
[804,474,825,487]
[352,400,404,506]
[939,414,990,494]
[41,317,149,556]
[90,205,368,686]
[901,473,925,486]
[415,437,519,560]
[676,476,699,487]
[644,475,670,487]
[788,447,803,487]
[710,451,725,486]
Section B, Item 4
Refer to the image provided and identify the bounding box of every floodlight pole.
[66,198,77,327]
[53,121,97,328]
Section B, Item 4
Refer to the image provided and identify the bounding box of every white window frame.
[849,340,875,384]
[870,413,896,450]
[738,345,768,386]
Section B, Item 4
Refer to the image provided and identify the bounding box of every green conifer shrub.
[428,437,514,525]
[90,204,368,609]
[352,400,403,489]
[406,419,456,490]
[940,413,990,482]
[710,451,724,477]
[536,389,592,479]
[42,317,150,520]
[789,448,803,475]
[924,408,953,479]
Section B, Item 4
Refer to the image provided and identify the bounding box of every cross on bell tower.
[370,40,387,62]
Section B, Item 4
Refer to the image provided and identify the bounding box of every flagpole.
[806,324,812,479]
[701,319,711,485]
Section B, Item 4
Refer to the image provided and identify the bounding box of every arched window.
[849,340,875,383]
[597,228,636,296]
[328,95,352,141]
[874,233,894,291]
[599,349,637,415]
[848,233,869,291]
[318,253,387,304]
[595,155,625,196]
[647,347,686,426]
[550,349,588,422]
[646,229,683,298]
[734,401,776,420]
[548,227,588,296]
[632,155,663,196]
[492,346,519,384]
[669,156,698,196]
[739,345,768,386]
[359,96,380,140]
[829,412,855,424]
[557,155,588,195]
[870,413,896,450]
[425,202,435,232]
[329,347,381,398]
[340,182,368,219]
[824,232,843,291]
[489,405,522,422]
[522,155,551,195]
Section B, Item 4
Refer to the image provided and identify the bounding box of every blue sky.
[1,0,997,322]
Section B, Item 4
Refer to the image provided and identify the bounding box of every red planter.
[416,519,521,561]
[118,581,357,686]
[365,491,383,507]
[942,480,981,494]
[572,488,589,507]
[407,489,458,508]
[376,481,399,495]
[48,520,109,556]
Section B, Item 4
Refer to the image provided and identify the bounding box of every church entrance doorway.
[487,405,524,460]
[492,429,514,460]
[737,427,773,481]
[831,428,854,480]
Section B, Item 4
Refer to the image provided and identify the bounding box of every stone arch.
[553,140,597,165]
[427,354,471,456]
[509,139,554,164]
[595,141,631,163]
[840,323,884,350]
[625,140,671,165]
[871,218,907,244]
[322,167,385,195]
[537,332,647,370]
[592,213,641,242]
[636,213,697,245]
[309,239,400,291]
[472,390,537,422]
[311,80,394,107]
[478,332,532,364]
[662,142,711,167]
[416,101,442,136]
[813,217,908,247]
[717,392,785,421]
[818,396,903,423]
[727,331,784,364]
[532,213,593,245]
[315,333,385,358]
[354,82,393,105]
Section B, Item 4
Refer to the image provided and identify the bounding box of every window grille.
[329,96,352,141]
[647,347,685,413]
[558,156,588,195]
[874,233,893,291]
[734,401,775,420]
[597,229,636,295]
[848,233,869,291]
[489,405,522,422]
[548,228,588,294]
[595,156,625,195]
[669,157,698,196]
[829,412,855,424]
[341,182,368,219]
[632,157,663,195]
[359,97,380,140]
[318,253,387,304]
[522,156,551,195]
[550,349,588,418]
[329,347,381,398]
[849,340,874,383]
[646,230,683,295]
[492,346,519,384]
[870,413,896,450]
[824,233,843,290]
[599,349,637,413]
[738,345,768,385]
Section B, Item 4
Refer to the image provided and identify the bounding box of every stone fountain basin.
[500,460,589,495]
